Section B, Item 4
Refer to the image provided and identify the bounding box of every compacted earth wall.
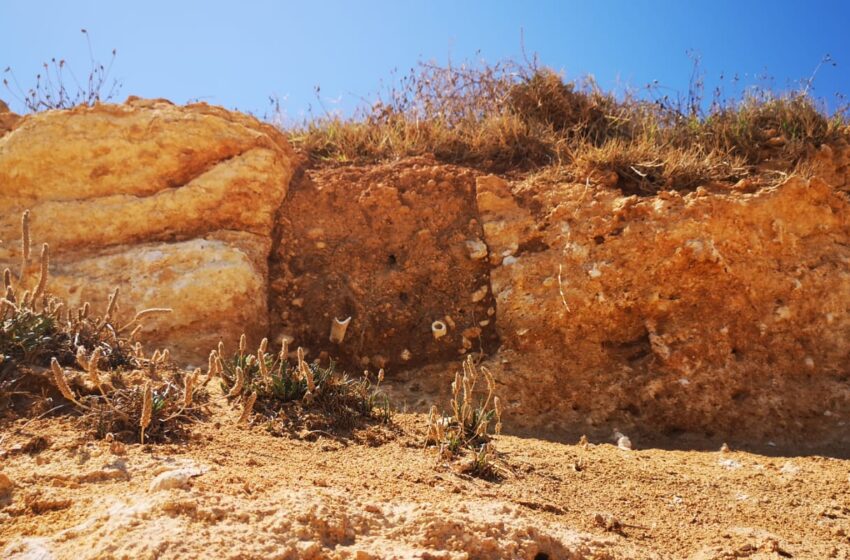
[2,98,848,448]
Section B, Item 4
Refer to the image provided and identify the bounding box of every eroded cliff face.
[1,99,848,445]
[0,99,295,362]
[476,172,850,445]
[270,158,499,370]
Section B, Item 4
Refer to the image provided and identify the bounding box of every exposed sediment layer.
[2,100,848,444]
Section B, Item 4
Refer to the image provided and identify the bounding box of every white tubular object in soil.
[329,316,352,344]
[432,320,447,339]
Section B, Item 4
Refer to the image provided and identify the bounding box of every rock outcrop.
[0,99,295,362]
[475,172,850,446]
[0,99,20,135]
[2,98,848,445]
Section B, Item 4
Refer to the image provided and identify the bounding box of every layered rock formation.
[1,98,848,444]
[0,99,295,362]
[475,171,850,445]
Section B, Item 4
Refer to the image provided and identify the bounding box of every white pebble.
[149,467,204,492]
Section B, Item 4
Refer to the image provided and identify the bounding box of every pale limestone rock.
[0,99,20,135]
[0,100,295,363]
[148,466,205,493]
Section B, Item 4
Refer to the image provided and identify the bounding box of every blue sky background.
[1,1,848,122]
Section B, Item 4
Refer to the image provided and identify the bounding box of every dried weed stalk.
[426,355,506,479]
[1,212,204,443]
[215,335,391,432]
[288,56,847,193]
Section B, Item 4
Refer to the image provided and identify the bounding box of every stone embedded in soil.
[148,466,205,492]
[0,99,296,363]
[0,472,12,497]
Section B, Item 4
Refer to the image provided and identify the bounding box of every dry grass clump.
[2,29,121,112]
[287,56,847,193]
[211,335,391,435]
[426,355,506,479]
[0,211,205,443]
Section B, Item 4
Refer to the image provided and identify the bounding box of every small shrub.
[213,335,392,434]
[426,355,506,479]
[2,29,121,112]
[1,211,203,443]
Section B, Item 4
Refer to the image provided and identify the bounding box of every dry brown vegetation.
[0,213,208,444]
[2,29,121,112]
[213,334,392,437]
[288,57,848,194]
[1,213,396,447]
[426,355,506,479]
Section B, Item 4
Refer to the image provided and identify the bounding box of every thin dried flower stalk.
[87,347,103,386]
[159,349,170,364]
[1,297,19,314]
[20,210,30,283]
[481,366,495,412]
[237,391,257,425]
[297,347,316,392]
[140,382,152,444]
[33,243,49,300]
[239,333,247,356]
[427,405,444,443]
[203,350,217,385]
[50,357,83,407]
[258,351,269,380]
[494,396,503,435]
[460,372,473,427]
[227,366,245,397]
[3,268,11,292]
[128,325,143,342]
[117,307,173,332]
[258,337,268,355]
[102,287,119,323]
[450,371,462,421]
[183,369,198,407]
[280,339,289,361]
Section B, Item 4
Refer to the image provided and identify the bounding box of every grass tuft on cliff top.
[286,56,849,194]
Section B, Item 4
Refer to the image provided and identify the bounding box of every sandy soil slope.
[1,403,848,559]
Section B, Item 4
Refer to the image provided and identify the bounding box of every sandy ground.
[1,400,849,559]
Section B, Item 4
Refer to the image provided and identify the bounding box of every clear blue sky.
[2,1,848,121]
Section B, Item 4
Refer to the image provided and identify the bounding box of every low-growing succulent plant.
[426,355,506,479]
[212,335,392,432]
[1,211,204,443]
